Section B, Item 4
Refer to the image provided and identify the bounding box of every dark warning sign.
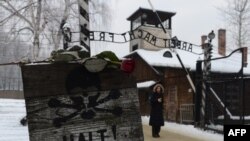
[21,63,143,141]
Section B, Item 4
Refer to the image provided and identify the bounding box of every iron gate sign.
[21,63,143,141]
[89,29,194,52]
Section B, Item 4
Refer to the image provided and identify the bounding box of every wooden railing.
[180,104,194,124]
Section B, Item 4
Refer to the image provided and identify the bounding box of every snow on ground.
[0,99,223,141]
[0,99,29,141]
[141,116,223,141]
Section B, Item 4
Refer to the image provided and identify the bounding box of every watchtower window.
[163,19,170,29]
[132,44,138,51]
[132,17,141,30]
[127,8,176,30]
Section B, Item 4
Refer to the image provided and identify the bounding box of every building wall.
[135,66,195,123]
[163,68,194,122]
[138,89,151,116]
[130,53,250,124]
[130,54,160,82]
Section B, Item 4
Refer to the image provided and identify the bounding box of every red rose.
[120,58,135,73]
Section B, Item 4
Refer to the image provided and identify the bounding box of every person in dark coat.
[149,83,164,138]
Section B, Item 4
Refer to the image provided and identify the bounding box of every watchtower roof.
[127,7,176,23]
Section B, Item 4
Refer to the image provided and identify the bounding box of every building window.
[132,44,138,51]
[163,51,172,58]
[163,19,170,29]
[132,16,141,30]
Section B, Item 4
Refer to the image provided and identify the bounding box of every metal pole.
[147,0,196,94]
[223,82,227,124]
[200,38,213,128]
[200,71,207,128]
[78,0,90,51]
[240,48,244,124]
[195,60,202,126]
[200,43,208,128]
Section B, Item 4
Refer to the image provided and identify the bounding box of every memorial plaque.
[21,63,143,141]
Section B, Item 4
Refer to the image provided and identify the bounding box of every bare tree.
[45,0,113,50]
[0,0,113,59]
[0,0,48,59]
[220,0,250,49]
[89,0,113,29]
[44,0,79,50]
[0,0,81,59]
[0,0,114,90]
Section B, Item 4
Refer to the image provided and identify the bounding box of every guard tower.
[127,7,176,52]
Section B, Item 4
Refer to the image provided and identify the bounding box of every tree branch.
[29,0,36,28]
[0,2,34,25]
[1,1,35,28]
[35,0,42,33]
[17,26,34,34]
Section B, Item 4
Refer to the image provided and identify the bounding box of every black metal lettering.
[121,33,127,42]
[88,31,195,53]
[163,39,168,48]
[150,36,157,46]
[188,44,193,52]
[182,42,187,50]
[109,33,114,42]
[99,32,105,41]
[129,31,135,40]
[89,31,94,40]
[137,29,143,38]
[176,40,181,49]
[144,32,151,42]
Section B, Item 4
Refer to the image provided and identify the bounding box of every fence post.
[200,42,213,128]
[195,60,202,126]
[78,0,90,51]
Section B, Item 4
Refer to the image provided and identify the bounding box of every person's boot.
[152,127,156,137]
[152,131,157,137]
[152,130,157,137]
[153,134,157,138]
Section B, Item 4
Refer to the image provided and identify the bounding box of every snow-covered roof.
[126,47,250,74]
[137,80,156,88]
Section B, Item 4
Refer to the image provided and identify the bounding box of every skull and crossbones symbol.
[48,88,123,128]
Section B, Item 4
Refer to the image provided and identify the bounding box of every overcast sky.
[91,0,228,57]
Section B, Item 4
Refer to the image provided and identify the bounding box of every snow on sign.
[21,63,143,141]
